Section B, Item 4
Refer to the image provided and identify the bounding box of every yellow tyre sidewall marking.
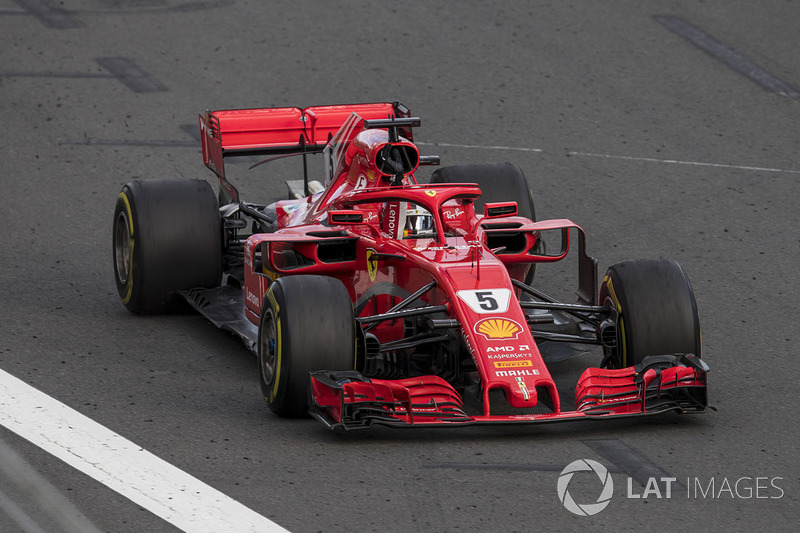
[603,275,627,368]
[118,192,135,305]
[266,288,282,403]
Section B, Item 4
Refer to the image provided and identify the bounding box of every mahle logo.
[557,459,614,516]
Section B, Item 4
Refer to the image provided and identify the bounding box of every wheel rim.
[114,210,132,285]
[260,309,277,385]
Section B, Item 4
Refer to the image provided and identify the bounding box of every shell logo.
[474,318,522,340]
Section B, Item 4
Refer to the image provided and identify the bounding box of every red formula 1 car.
[113,101,710,429]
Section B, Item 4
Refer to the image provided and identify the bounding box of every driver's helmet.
[404,205,434,238]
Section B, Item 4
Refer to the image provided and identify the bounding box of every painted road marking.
[566,151,800,175]
[63,133,800,176]
[0,368,288,533]
[66,120,800,176]
[391,141,800,175]
[417,141,544,152]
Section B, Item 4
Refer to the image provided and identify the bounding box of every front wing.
[309,355,709,430]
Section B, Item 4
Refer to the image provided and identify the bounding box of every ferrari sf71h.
[113,101,710,429]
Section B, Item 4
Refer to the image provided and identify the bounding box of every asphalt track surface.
[1,1,799,531]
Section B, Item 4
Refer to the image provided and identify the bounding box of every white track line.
[0,368,288,533]
[567,150,800,174]
[417,141,544,152]
[419,141,800,175]
[66,136,800,175]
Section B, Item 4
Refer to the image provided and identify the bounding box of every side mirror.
[328,210,363,225]
[527,228,570,261]
[484,202,518,219]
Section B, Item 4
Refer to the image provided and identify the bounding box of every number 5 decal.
[476,291,498,310]
[457,289,511,314]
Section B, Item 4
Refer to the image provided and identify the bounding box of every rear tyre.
[431,162,538,283]
[113,179,221,314]
[430,162,535,220]
[258,275,356,418]
[599,259,701,368]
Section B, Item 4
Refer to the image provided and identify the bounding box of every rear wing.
[200,102,411,202]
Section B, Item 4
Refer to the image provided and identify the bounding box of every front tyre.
[258,275,356,418]
[113,179,221,314]
[599,259,701,368]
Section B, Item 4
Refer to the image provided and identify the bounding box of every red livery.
[113,102,710,429]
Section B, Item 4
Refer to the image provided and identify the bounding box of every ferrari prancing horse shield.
[366,248,378,282]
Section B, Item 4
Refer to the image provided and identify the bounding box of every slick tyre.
[258,275,356,418]
[431,162,538,283]
[113,179,222,314]
[599,259,701,368]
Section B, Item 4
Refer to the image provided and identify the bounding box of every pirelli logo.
[494,360,533,369]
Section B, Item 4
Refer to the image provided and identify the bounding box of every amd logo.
[487,346,514,353]
[486,344,530,353]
